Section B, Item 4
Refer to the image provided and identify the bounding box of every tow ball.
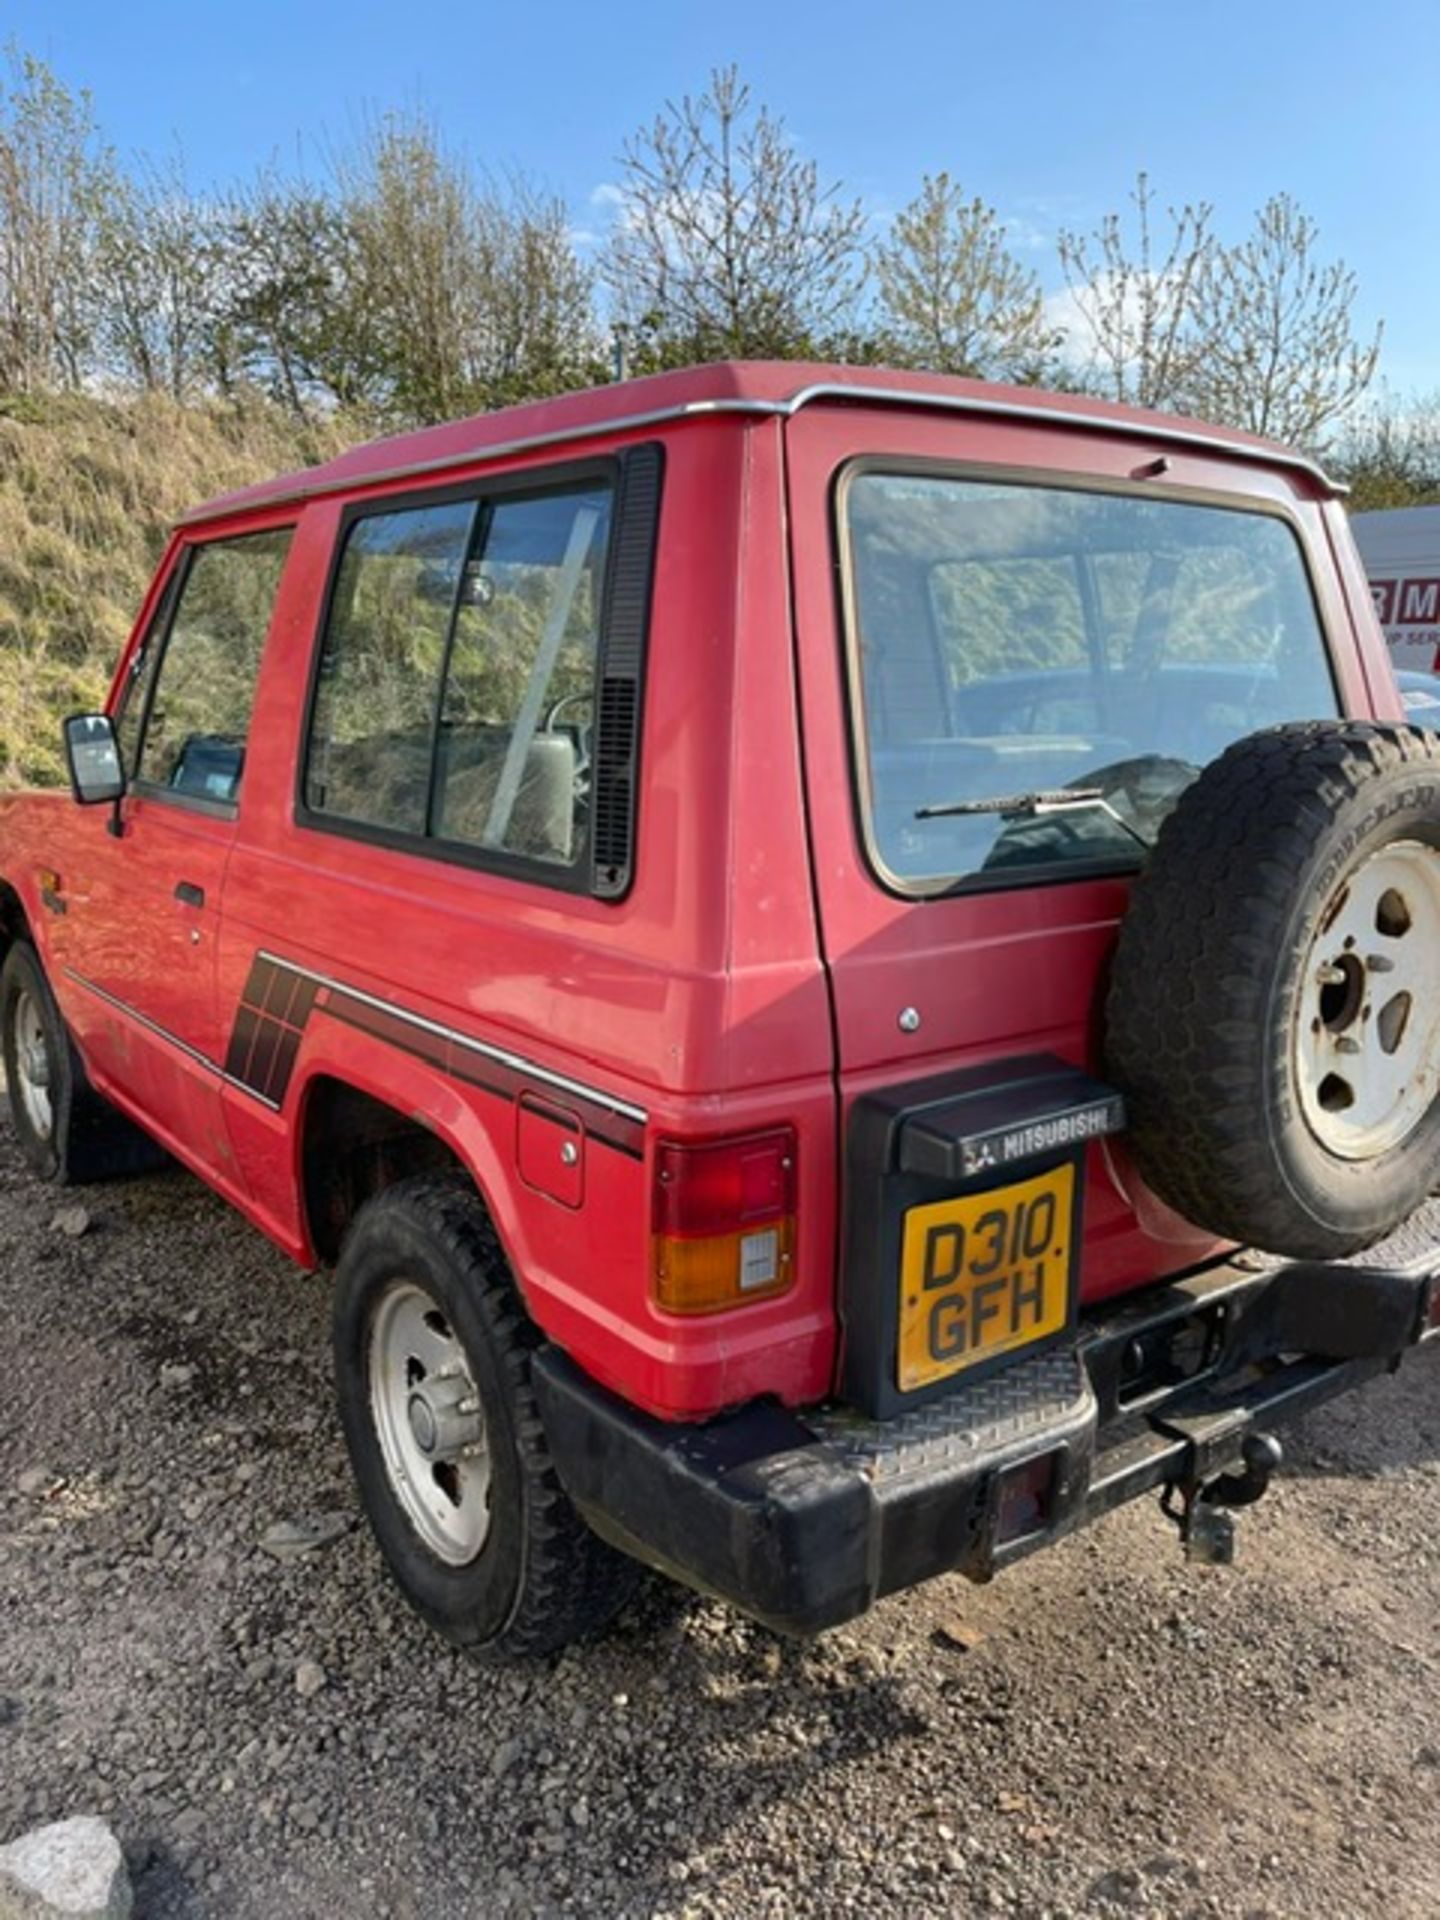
[1160,1432,1284,1566]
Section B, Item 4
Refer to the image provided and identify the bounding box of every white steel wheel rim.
[1295,839,1440,1160]
[12,990,54,1141]
[367,1281,492,1565]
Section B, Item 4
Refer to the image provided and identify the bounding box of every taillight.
[651,1128,797,1314]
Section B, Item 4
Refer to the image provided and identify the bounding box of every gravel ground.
[1,1109,1438,1920]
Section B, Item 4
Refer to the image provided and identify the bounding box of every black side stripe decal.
[224,955,646,1158]
[224,957,318,1106]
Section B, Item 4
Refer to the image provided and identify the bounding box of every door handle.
[174,881,205,909]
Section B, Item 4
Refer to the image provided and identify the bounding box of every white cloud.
[1042,267,1192,377]
[1002,213,1052,254]
[1042,282,1099,368]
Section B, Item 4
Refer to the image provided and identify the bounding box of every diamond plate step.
[807,1346,1094,1488]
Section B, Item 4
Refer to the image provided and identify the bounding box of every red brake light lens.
[651,1128,798,1314]
[653,1129,796,1236]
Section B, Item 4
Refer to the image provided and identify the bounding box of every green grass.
[0,390,357,787]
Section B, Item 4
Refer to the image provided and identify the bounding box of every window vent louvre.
[591,442,663,899]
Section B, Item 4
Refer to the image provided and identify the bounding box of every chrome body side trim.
[63,968,282,1111]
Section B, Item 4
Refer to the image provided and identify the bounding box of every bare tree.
[1187,194,1380,445]
[92,154,224,401]
[341,112,483,422]
[1058,176,1381,446]
[0,46,108,391]
[225,167,380,414]
[1057,173,1213,411]
[332,113,599,425]
[603,66,866,363]
[468,177,601,408]
[874,173,1056,380]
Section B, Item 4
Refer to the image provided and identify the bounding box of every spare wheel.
[1105,720,1440,1260]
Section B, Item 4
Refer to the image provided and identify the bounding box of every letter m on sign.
[1399,578,1440,625]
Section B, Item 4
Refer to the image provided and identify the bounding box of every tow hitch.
[1160,1431,1284,1566]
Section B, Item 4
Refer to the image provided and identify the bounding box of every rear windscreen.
[841,471,1339,893]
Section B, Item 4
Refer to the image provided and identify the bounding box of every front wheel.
[1,942,168,1185]
[1,943,66,1177]
[332,1174,639,1660]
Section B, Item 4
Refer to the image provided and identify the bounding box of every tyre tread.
[1106,721,1440,1257]
[340,1173,639,1659]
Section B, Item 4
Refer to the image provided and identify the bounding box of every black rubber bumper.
[532,1208,1440,1636]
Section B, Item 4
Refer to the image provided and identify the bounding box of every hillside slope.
[0,392,357,787]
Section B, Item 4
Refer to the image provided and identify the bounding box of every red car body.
[0,365,1402,1434]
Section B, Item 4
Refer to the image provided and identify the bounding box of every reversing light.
[651,1128,797,1314]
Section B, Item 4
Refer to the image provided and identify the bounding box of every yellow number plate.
[897,1163,1076,1393]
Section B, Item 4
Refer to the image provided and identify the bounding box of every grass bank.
[0,391,357,786]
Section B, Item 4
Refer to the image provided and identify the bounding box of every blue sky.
[8,0,1437,392]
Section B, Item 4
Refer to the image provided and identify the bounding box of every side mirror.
[63,713,125,806]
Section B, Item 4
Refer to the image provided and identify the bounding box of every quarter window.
[136,528,294,806]
[304,478,614,873]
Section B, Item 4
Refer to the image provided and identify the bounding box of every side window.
[434,486,612,864]
[305,478,613,875]
[305,502,476,833]
[137,528,293,805]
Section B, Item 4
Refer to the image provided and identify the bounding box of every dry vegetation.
[0,390,353,786]
[0,46,1429,791]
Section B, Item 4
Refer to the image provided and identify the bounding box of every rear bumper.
[533,1204,1440,1635]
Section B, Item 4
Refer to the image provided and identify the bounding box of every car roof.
[183,360,1344,527]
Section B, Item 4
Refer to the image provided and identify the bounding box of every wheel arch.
[294,1064,518,1273]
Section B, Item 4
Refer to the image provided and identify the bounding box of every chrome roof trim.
[178,398,786,523]
[781,383,1348,496]
[181,384,1343,525]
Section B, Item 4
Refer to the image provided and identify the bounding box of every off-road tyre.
[332,1174,640,1661]
[1106,721,1440,1260]
[0,942,167,1184]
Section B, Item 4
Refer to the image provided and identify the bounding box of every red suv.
[4,363,1438,1658]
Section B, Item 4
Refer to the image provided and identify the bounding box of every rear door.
[784,399,1367,1309]
[61,524,294,1166]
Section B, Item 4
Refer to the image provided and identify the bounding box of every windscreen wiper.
[914,788,1152,848]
